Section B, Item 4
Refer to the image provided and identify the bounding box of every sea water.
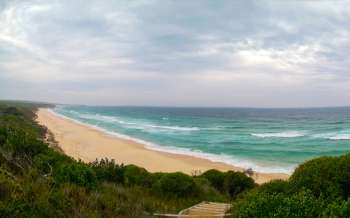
[53,105,350,174]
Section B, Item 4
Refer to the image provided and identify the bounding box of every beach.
[36,108,288,184]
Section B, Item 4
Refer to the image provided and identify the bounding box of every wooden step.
[179,201,231,218]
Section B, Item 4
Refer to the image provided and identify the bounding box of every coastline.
[36,108,289,184]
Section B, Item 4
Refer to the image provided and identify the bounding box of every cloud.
[0,0,350,107]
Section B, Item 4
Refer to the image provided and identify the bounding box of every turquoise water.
[53,105,350,173]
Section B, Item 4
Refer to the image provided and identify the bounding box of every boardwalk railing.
[153,214,231,217]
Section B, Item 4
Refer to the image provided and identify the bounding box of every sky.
[1,0,350,107]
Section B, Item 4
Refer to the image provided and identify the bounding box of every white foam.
[69,112,129,124]
[48,108,294,174]
[251,131,305,138]
[313,132,350,140]
[147,124,199,131]
[70,111,200,132]
[329,134,350,140]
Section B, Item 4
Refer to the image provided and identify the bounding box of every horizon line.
[2,99,350,110]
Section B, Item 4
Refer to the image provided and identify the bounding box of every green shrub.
[4,127,48,159]
[90,158,124,184]
[257,179,289,195]
[232,190,325,218]
[123,165,153,187]
[33,150,72,175]
[232,153,350,217]
[0,128,6,145]
[224,171,255,199]
[54,162,97,189]
[194,177,226,202]
[321,199,350,218]
[290,154,350,200]
[3,107,21,116]
[0,203,11,218]
[0,170,19,201]
[153,172,198,198]
[201,169,226,192]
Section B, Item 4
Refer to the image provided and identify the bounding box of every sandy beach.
[36,108,289,184]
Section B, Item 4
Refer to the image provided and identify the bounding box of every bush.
[123,165,153,187]
[321,199,350,218]
[224,171,255,199]
[33,150,72,175]
[3,107,21,116]
[201,169,226,192]
[90,158,124,184]
[4,127,47,158]
[0,170,19,201]
[232,153,350,217]
[290,154,350,200]
[256,179,289,195]
[54,162,97,189]
[194,177,226,202]
[232,190,325,218]
[0,128,6,145]
[153,172,198,198]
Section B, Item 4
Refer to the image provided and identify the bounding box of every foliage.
[123,165,154,187]
[90,158,124,184]
[153,172,198,198]
[232,190,325,218]
[232,154,350,217]
[224,171,255,199]
[321,199,350,218]
[256,179,289,195]
[55,162,97,189]
[201,169,226,192]
[290,154,350,200]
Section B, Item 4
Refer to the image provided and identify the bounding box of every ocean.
[53,105,350,174]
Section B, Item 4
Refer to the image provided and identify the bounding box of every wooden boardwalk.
[179,202,231,218]
[153,201,231,217]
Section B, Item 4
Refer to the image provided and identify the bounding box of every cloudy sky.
[1,0,350,107]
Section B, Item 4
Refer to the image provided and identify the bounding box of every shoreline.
[36,108,289,184]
